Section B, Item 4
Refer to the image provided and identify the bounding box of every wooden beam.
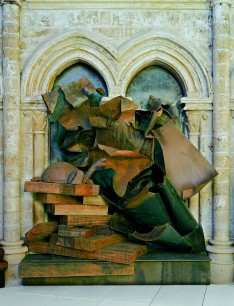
[35,193,82,204]
[61,215,112,226]
[58,225,95,238]
[25,221,58,242]
[19,255,134,278]
[0,248,4,261]
[55,233,127,251]
[83,195,108,206]
[29,241,147,264]
[0,261,8,271]
[24,181,100,196]
[47,204,108,216]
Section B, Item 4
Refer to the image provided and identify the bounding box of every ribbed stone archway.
[21,30,117,99]
[117,29,212,98]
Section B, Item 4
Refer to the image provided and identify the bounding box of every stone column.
[199,112,213,242]
[0,0,28,286]
[183,98,213,242]
[0,5,3,241]
[207,0,234,284]
[32,111,48,224]
[186,111,201,223]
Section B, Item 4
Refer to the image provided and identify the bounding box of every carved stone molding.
[32,111,47,132]
[1,0,22,6]
[182,98,213,111]
[22,1,209,11]
[186,113,201,135]
[21,29,212,101]
[210,0,232,7]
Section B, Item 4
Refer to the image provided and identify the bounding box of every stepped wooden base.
[19,248,210,285]
[28,241,147,264]
[19,255,134,278]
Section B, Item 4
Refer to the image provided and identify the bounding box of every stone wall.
[0,5,3,241]
[20,0,214,242]
[20,9,212,68]
[231,5,234,240]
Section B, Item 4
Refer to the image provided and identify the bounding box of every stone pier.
[0,0,28,286]
[206,0,234,284]
[183,98,213,243]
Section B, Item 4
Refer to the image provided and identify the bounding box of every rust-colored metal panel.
[154,120,218,198]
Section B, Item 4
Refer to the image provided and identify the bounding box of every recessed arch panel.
[21,28,212,101]
[21,30,117,100]
[53,62,108,95]
[126,65,184,107]
[117,29,212,98]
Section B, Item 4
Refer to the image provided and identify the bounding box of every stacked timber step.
[22,181,147,280]
[22,181,210,285]
[0,247,8,288]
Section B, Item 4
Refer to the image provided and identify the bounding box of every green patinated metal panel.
[53,63,108,94]
[126,66,183,108]
[50,64,184,163]
[51,63,108,164]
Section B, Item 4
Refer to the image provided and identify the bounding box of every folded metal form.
[41,77,218,253]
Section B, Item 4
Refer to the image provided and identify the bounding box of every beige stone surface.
[0,0,233,285]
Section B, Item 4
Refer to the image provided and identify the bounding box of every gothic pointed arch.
[117,29,212,98]
[21,29,117,100]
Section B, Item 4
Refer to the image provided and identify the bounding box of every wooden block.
[29,240,147,264]
[55,233,127,251]
[61,215,112,226]
[35,193,82,204]
[28,242,50,254]
[92,225,113,236]
[83,195,108,206]
[97,243,148,264]
[0,248,4,261]
[58,225,95,238]
[24,181,100,196]
[25,221,58,242]
[19,254,134,278]
[48,204,108,216]
[0,261,8,271]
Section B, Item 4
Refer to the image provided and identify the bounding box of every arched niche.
[21,29,117,100]
[126,64,187,133]
[53,62,108,94]
[126,65,184,108]
[50,62,108,164]
[118,29,212,98]
[21,28,212,102]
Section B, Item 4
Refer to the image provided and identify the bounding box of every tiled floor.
[0,285,233,306]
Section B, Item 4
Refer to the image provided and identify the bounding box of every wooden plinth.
[19,248,210,285]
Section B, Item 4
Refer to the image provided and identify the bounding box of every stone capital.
[1,0,22,6]
[210,0,232,7]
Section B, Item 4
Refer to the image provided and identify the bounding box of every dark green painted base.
[20,248,210,285]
